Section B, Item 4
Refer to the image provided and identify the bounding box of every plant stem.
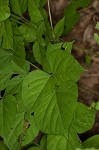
[47,0,55,39]
[27,61,40,70]
[10,14,36,29]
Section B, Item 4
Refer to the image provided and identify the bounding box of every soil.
[50,0,99,141]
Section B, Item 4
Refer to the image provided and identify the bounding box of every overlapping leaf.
[5,74,26,95]
[43,45,84,85]
[54,17,65,38]
[0,22,4,45]
[22,44,95,149]
[4,113,24,150]
[0,48,29,90]
[22,70,78,137]
[28,0,43,24]
[47,130,82,150]
[0,48,29,74]
[0,140,8,150]
[22,115,39,146]
[71,103,95,133]
[10,0,21,15]
[18,0,27,14]
[33,41,46,65]
[0,73,11,91]
[4,112,39,149]
[0,0,96,149]
[83,135,99,149]
[2,19,13,49]
[0,95,17,137]
[0,0,10,22]
[10,0,27,15]
[18,25,36,42]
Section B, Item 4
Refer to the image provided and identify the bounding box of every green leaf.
[82,135,99,149]
[13,35,26,67]
[95,101,99,110]
[71,103,95,133]
[0,95,17,137]
[74,0,91,8]
[66,130,82,150]
[12,25,27,67]
[18,25,36,42]
[28,0,43,24]
[44,19,53,40]
[10,0,27,15]
[62,41,73,53]
[0,22,4,45]
[40,134,47,150]
[15,94,25,113]
[63,0,91,34]
[0,73,11,91]
[43,45,84,85]
[64,10,80,34]
[22,114,39,146]
[27,146,41,150]
[5,112,38,149]
[36,21,45,45]
[2,19,13,49]
[0,140,8,150]
[33,41,46,65]
[0,48,29,75]
[10,0,21,15]
[47,130,82,150]
[18,0,27,13]
[96,22,99,30]
[85,55,91,65]
[22,70,78,137]
[5,74,26,95]
[94,33,99,45]
[40,0,47,7]
[4,113,24,150]
[0,48,29,91]
[47,135,67,150]
[54,17,65,38]
[0,0,10,22]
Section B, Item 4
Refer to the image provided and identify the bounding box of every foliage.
[94,22,99,45]
[0,0,98,150]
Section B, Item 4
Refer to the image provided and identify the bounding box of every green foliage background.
[0,0,99,150]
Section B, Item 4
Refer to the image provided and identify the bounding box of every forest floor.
[50,0,99,141]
